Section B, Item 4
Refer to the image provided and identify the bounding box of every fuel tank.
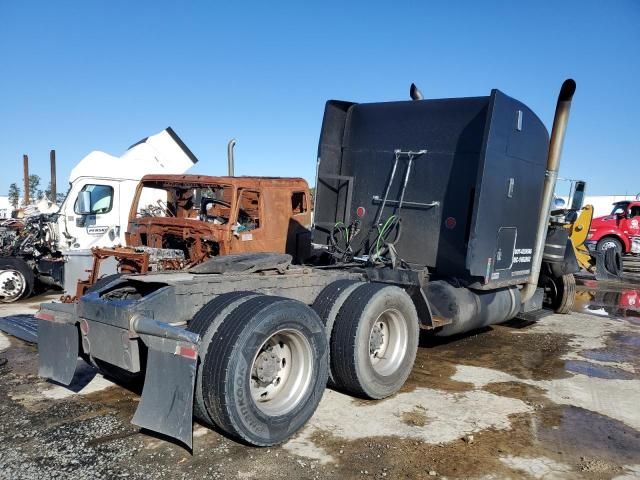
[425,280,521,336]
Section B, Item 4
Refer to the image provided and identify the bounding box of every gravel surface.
[1,284,639,479]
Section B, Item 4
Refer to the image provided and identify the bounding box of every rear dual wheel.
[311,279,363,385]
[314,282,419,399]
[188,293,328,446]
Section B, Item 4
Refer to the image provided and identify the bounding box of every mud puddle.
[299,403,640,479]
[574,278,640,324]
[405,324,574,393]
[564,360,636,379]
[0,332,39,376]
[536,405,640,467]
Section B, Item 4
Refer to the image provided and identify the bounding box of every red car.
[586,200,640,254]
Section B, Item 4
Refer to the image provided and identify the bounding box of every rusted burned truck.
[73,174,312,297]
[38,80,578,449]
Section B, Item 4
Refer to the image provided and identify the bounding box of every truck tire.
[604,247,622,277]
[331,283,419,399]
[597,237,622,255]
[0,257,34,303]
[311,279,363,385]
[187,291,262,426]
[541,273,576,314]
[199,295,328,446]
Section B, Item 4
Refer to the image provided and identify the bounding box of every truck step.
[514,308,554,323]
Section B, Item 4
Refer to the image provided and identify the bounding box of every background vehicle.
[551,180,595,270]
[74,175,312,297]
[38,80,577,449]
[543,180,592,310]
[586,200,640,255]
[0,128,196,302]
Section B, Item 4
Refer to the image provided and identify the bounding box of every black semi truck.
[37,79,578,448]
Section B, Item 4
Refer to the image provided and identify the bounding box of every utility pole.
[50,149,57,202]
[23,154,30,205]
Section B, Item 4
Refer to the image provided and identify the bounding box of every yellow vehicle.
[566,204,595,271]
[551,179,594,272]
[554,180,620,279]
[540,180,593,313]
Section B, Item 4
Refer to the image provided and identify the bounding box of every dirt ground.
[0,281,639,480]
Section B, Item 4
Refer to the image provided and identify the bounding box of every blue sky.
[1,1,638,198]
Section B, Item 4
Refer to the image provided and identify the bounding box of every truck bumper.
[36,303,200,449]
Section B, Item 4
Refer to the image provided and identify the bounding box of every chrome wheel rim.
[250,329,313,416]
[601,240,618,251]
[0,269,26,302]
[368,308,408,376]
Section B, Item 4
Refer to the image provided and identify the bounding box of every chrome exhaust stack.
[521,79,577,302]
[410,83,424,101]
[227,138,237,176]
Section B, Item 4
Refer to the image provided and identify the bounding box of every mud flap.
[37,319,79,385]
[131,344,198,449]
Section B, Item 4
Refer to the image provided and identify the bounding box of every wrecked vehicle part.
[0,128,197,303]
[1,214,59,260]
[126,176,311,262]
[70,246,185,300]
[0,219,24,250]
[75,175,312,292]
[0,214,60,302]
[0,257,34,302]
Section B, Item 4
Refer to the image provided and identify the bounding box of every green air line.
[334,221,350,244]
[375,215,397,258]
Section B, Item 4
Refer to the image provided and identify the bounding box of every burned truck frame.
[38,80,577,449]
[73,175,312,297]
[126,175,312,261]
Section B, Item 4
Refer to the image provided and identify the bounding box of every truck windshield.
[610,202,630,216]
[135,182,233,224]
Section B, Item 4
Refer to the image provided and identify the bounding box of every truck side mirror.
[78,191,92,215]
[570,181,586,211]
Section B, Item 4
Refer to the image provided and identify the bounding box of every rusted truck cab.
[125,175,312,264]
